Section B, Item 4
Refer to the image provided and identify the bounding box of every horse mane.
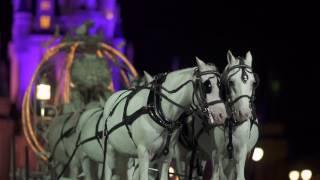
[169,63,218,75]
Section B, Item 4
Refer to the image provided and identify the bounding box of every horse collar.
[147,73,181,131]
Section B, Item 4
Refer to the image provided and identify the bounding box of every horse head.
[195,58,227,125]
[222,50,259,122]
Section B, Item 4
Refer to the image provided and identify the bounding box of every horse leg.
[160,149,174,180]
[111,175,120,180]
[176,160,185,180]
[69,159,80,180]
[234,146,247,180]
[218,156,229,180]
[137,145,149,180]
[132,163,141,180]
[104,143,116,180]
[82,157,97,180]
[174,150,183,178]
[127,158,135,180]
[211,152,220,180]
[128,158,140,180]
[159,160,170,180]
[114,154,128,180]
[182,152,192,180]
[52,162,64,179]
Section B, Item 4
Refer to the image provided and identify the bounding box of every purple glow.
[12,0,129,106]
[112,37,126,90]
[102,0,117,39]
[16,36,51,105]
[37,0,54,30]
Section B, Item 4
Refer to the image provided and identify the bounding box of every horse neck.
[160,68,195,121]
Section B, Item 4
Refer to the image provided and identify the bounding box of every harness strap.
[95,111,104,149]
[178,122,195,150]
[226,118,234,159]
[162,132,172,155]
[147,73,182,131]
[189,143,197,180]
[122,88,144,147]
[49,108,102,161]
[56,132,82,179]
[49,112,74,161]
[60,112,75,158]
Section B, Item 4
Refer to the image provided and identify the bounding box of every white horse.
[76,58,227,180]
[172,51,260,180]
[47,101,104,180]
[212,50,260,180]
[49,71,154,180]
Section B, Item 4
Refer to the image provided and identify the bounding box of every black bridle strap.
[225,64,251,72]
[229,95,252,105]
[198,70,220,77]
[207,100,224,106]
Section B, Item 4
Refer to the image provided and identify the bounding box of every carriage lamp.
[252,147,264,162]
[289,170,300,180]
[169,166,175,178]
[36,75,51,117]
[301,169,312,180]
[36,84,51,101]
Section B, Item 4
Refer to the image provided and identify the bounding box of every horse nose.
[219,111,227,121]
[219,113,223,119]
[215,112,226,124]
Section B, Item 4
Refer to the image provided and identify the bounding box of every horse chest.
[107,116,167,156]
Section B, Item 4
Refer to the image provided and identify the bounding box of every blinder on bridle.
[193,67,223,120]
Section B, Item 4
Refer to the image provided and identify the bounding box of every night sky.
[118,0,319,162]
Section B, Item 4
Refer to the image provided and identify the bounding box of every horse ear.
[245,51,253,66]
[128,74,135,82]
[227,50,236,65]
[196,57,206,70]
[143,71,153,83]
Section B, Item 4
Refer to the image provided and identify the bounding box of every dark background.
[0,0,319,169]
[118,0,319,164]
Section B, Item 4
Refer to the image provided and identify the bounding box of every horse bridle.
[192,68,224,121]
[222,57,259,122]
[147,67,224,131]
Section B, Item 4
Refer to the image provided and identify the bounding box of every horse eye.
[204,80,212,94]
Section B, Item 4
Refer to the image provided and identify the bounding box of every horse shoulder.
[126,89,150,115]
[102,90,129,115]
[77,107,103,132]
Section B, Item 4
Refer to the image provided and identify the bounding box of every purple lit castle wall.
[10,0,130,106]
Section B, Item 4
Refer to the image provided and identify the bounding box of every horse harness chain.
[221,57,260,159]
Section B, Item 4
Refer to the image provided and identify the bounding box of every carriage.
[15,22,138,179]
